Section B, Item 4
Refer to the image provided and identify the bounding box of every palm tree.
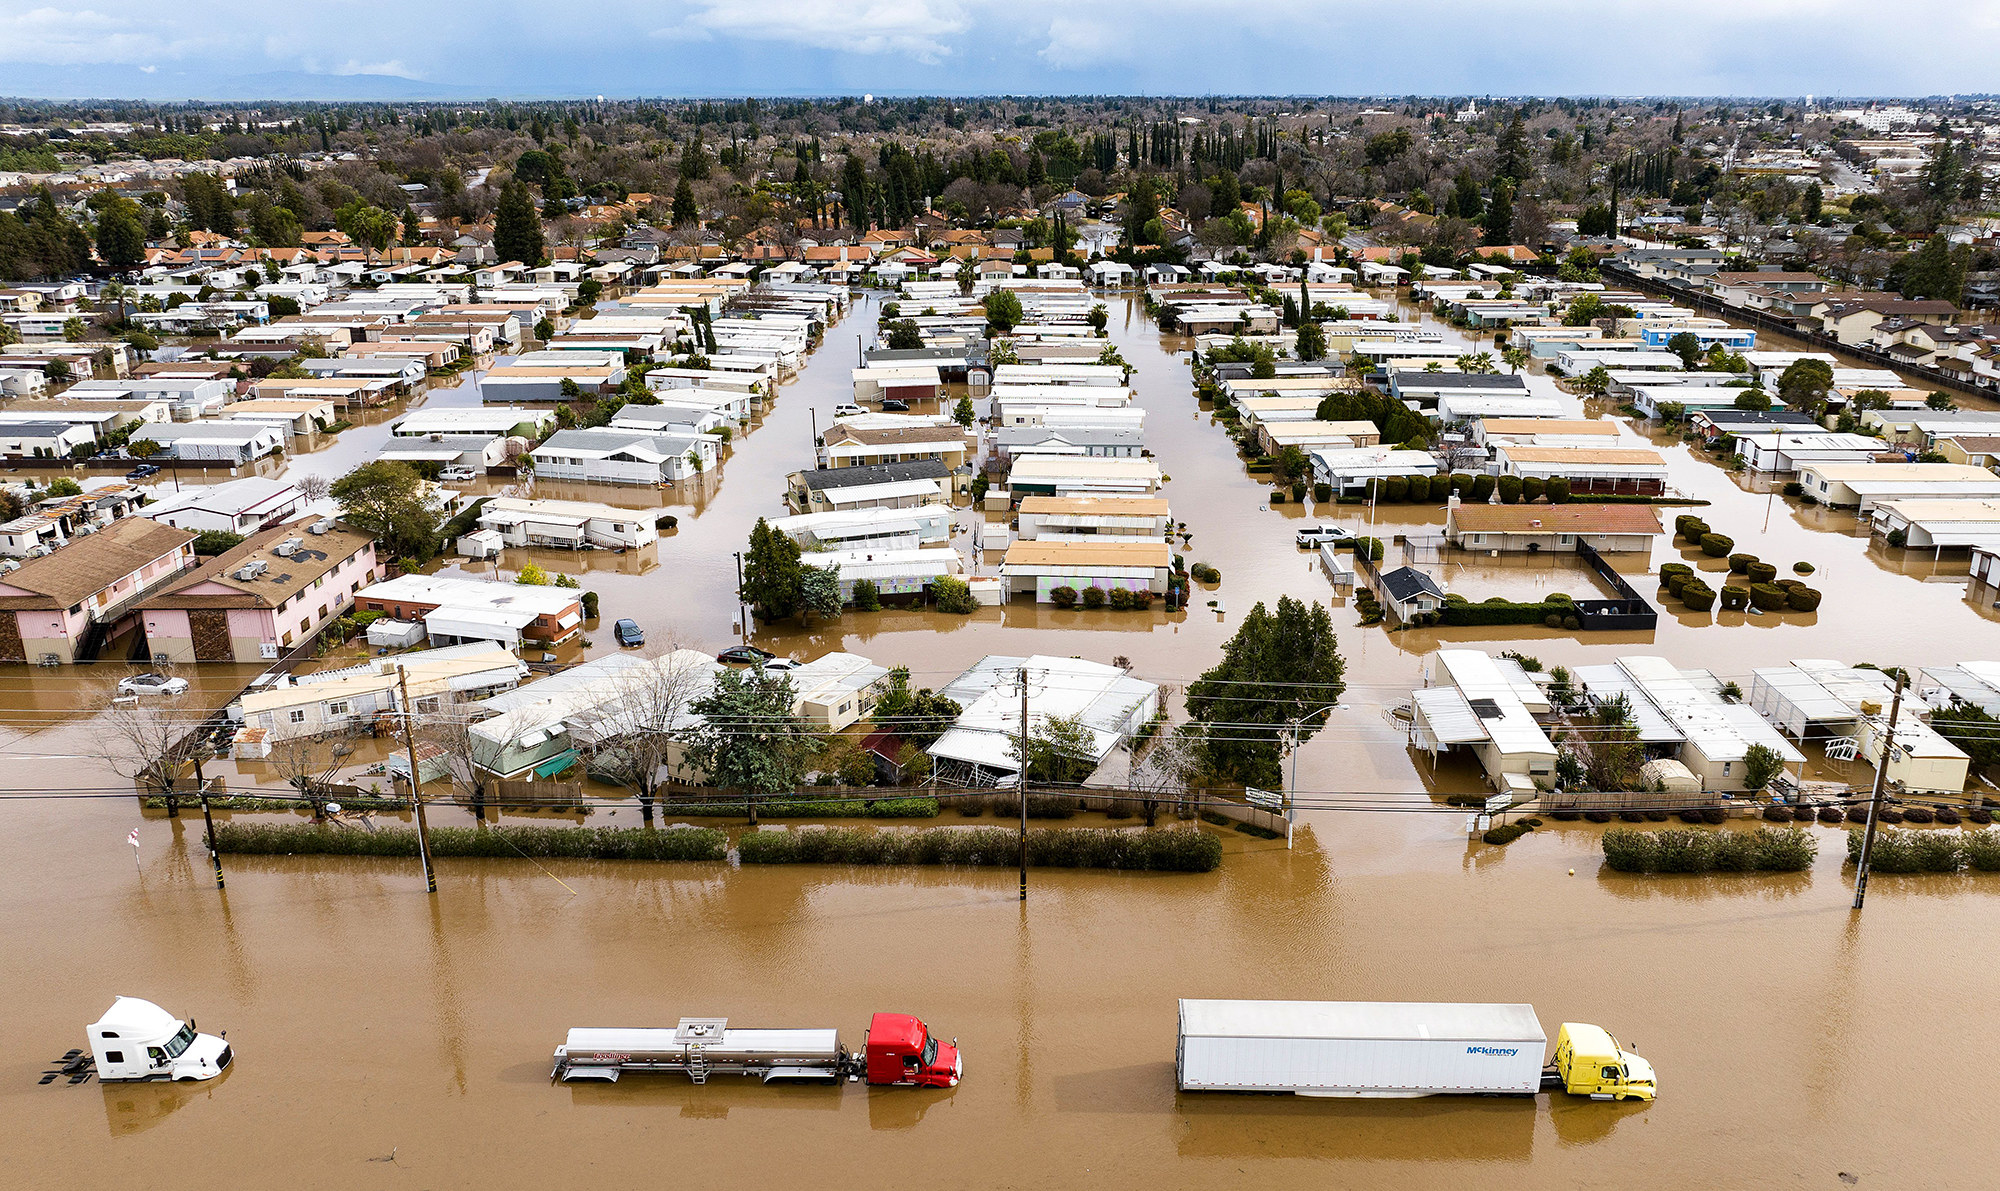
[1502,346,1530,374]
[101,280,131,326]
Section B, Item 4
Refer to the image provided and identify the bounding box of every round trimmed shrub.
[1497,475,1524,504]
[1644,810,1670,822]
[1404,474,1429,500]
[1845,806,1872,824]
[1701,807,1728,825]
[1562,615,1580,631]
[1677,809,1707,824]
[1383,476,1410,502]
[1675,515,1709,543]
[1270,489,1287,504]
[1818,807,1844,824]
[1080,586,1107,609]
[1969,807,1994,825]
[1747,561,1778,584]
[1792,561,1815,575]
[1108,587,1135,610]
[1049,585,1078,608]
[1468,473,1497,502]
[1546,593,1574,605]
[1680,581,1716,611]
[1618,811,1645,823]
[1879,806,1905,824]
[1550,809,1583,821]
[1585,810,1612,823]
[1720,584,1750,611]
[1666,571,1693,597]
[1786,587,1822,612]
[1426,474,1451,502]
[1699,533,1735,557]
[1763,806,1793,822]
[1934,806,1962,825]
[1659,563,1694,588]
[1543,614,1563,628]
[1902,805,1935,824]
[1775,578,1804,591]
[1728,553,1758,574]
[1523,476,1546,503]
[1313,482,1333,502]
[1791,805,1816,823]
[1749,583,1790,611]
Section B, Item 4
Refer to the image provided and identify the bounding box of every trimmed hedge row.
[214,823,728,860]
[655,797,940,819]
[1439,598,1578,627]
[1601,826,1818,873]
[1844,827,2000,873]
[737,826,1223,871]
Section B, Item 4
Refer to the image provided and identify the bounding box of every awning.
[533,748,580,778]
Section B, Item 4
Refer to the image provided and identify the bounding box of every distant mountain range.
[1,66,519,103]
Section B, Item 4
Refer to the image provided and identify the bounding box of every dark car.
[126,464,160,480]
[614,619,644,647]
[716,644,774,665]
[880,398,910,412]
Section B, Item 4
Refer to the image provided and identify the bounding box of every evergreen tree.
[94,202,146,273]
[672,178,699,227]
[1482,181,1513,246]
[741,517,803,621]
[493,180,545,267]
[1184,596,1346,789]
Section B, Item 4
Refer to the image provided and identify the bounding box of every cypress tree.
[493,180,544,267]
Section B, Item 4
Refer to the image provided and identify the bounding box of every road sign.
[1245,787,1282,811]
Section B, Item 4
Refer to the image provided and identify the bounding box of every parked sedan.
[118,673,189,697]
[613,618,645,647]
[880,398,910,412]
[762,657,801,674]
[716,645,775,666]
[125,464,160,481]
[1295,525,1352,547]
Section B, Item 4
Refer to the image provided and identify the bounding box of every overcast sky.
[3,1,1996,100]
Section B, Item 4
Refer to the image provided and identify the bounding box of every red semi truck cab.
[863,1013,961,1087]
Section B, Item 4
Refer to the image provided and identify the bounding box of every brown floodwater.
[9,287,2000,1188]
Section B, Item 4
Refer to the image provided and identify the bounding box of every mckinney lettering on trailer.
[1467,1046,1520,1056]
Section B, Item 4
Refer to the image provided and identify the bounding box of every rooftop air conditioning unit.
[272,537,304,557]
[309,520,334,534]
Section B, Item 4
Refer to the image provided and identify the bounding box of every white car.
[762,657,801,674]
[118,673,189,697]
[1295,525,1352,547]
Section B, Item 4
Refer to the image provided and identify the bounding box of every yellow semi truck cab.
[1552,1022,1655,1101]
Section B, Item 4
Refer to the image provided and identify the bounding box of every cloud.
[0,5,204,65]
[1035,15,1136,69]
[330,59,420,79]
[659,0,975,62]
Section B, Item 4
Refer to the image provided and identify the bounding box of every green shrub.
[1727,553,1757,575]
[1680,581,1716,611]
[1190,562,1221,583]
[1081,586,1107,609]
[1746,561,1778,584]
[1049,585,1078,608]
[1787,587,1822,612]
[1710,831,1759,871]
[1450,472,1475,493]
[1749,583,1789,611]
[1497,474,1524,504]
[1468,474,1496,502]
[932,575,978,614]
[1699,533,1734,557]
[1719,584,1750,611]
[1313,482,1333,502]
[215,823,726,861]
[1965,830,2000,871]
[738,825,1222,871]
[1522,476,1546,502]
[866,798,941,818]
[1659,563,1693,587]
[1752,827,1818,871]
[1380,476,1406,502]
[1270,489,1287,504]
[1678,518,1710,545]
[1482,822,1533,845]
[1601,828,1659,872]
[1546,476,1571,503]
[1665,571,1693,597]
[1426,474,1452,502]
[1653,828,1715,872]
[1108,587,1134,610]
[852,579,882,611]
[1351,536,1384,561]
[1792,561,1815,575]
[1600,826,1816,874]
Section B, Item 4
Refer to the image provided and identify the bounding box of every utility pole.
[733,550,750,637]
[398,668,437,894]
[1018,665,1030,903]
[194,750,223,890]
[1852,673,1905,911]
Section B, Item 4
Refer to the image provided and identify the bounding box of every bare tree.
[267,734,352,816]
[295,473,331,502]
[569,646,711,824]
[98,688,207,818]
[423,694,520,818]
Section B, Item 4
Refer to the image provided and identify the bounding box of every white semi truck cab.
[88,997,232,1082]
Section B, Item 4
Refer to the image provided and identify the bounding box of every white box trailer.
[1177,1000,1546,1097]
